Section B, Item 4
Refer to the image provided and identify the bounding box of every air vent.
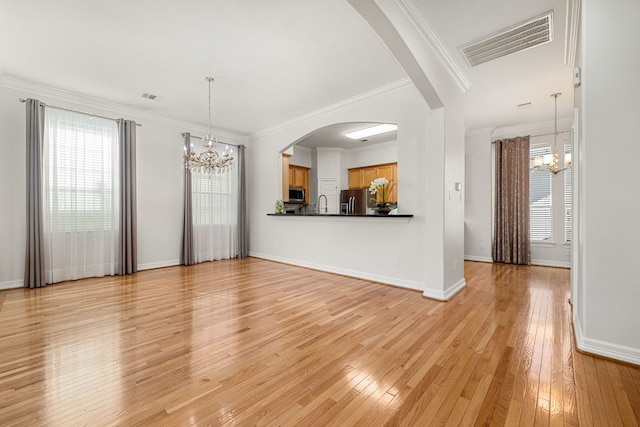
[142,93,158,100]
[459,12,553,67]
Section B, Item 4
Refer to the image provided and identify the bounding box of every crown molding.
[0,74,249,145]
[251,78,414,140]
[465,127,495,137]
[492,117,574,140]
[394,0,471,92]
[564,0,581,67]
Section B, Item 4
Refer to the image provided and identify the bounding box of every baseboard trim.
[137,260,180,271]
[531,259,571,268]
[0,280,23,290]
[574,316,640,366]
[250,251,434,295]
[442,278,467,301]
[464,255,493,263]
[463,256,570,269]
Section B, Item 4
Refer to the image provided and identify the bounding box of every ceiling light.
[183,77,233,174]
[345,124,398,140]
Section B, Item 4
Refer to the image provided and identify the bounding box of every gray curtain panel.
[24,99,48,288]
[117,119,138,275]
[493,136,531,265]
[181,133,195,265]
[237,145,248,258]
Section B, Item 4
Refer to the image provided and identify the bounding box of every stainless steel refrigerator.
[340,189,371,214]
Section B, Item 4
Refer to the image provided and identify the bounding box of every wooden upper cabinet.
[293,168,306,188]
[348,169,362,189]
[347,162,397,203]
[288,164,310,204]
[362,168,378,189]
[377,164,394,182]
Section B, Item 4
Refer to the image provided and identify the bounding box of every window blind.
[564,143,572,242]
[43,108,119,232]
[530,146,552,241]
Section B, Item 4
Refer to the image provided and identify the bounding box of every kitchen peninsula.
[267,213,413,218]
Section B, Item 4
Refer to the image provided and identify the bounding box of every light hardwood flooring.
[0,258,638,426]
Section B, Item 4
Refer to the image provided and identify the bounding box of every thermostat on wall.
[573,67,581,87]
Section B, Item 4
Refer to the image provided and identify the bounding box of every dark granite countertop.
[267,213,413,218]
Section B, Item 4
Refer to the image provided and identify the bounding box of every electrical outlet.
[393,258,399,268]
[480,242,485,250]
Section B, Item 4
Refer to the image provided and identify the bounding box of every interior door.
[318,179,338,214]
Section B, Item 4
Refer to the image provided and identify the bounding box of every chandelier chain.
[532,92,571,176]
[183,77,234,174]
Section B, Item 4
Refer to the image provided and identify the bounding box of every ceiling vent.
[142,93,160,100]
[459,12,553,67]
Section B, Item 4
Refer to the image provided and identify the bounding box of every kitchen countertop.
[267,213,413,218]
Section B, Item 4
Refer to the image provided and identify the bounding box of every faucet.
[318,194,328,214]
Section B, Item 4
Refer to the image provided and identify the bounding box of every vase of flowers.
[369,177,394,215]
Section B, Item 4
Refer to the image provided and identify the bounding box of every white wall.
[249,83,443,295]
[347,0,466,297]
[0,86,27,288]
[346,140,398,169]
[288,145,312,168]
[464,129,493,262]
[0,82,247,288]
[573,0,640,364]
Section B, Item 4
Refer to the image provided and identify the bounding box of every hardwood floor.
[0,259,638,426]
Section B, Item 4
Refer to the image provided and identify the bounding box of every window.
[43,107,119,232]
[192,170,233,226]
[530,146,552,241]
[42,107,120,283]
[189,137,238,263]
[564,143,572,242]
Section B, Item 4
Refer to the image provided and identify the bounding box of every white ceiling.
[415,0,575,130]
[296,122,398,150]
[0,0,574,137]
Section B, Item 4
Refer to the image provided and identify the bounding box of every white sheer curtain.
[191,149,238,262]
[42,107,120,283]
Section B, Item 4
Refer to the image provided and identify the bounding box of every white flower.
[368,177,390,195]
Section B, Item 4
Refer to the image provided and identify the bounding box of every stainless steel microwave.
[289,187,305,203]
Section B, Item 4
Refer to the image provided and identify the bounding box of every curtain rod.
[18,98,142,127]
[491,129,572,143]
[181,132,241,148]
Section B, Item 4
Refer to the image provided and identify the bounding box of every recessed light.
[345,124,398,140]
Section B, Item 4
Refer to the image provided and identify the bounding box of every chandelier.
[184,77,233,173]
[533,93,571,175]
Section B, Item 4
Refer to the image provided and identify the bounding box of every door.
[318,179,338,214]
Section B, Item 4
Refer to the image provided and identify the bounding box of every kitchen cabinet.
[348,169,362,189]
[347,162,397,204]
[288,164,310,204]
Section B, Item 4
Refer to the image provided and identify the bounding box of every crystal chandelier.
[184,77,233,173]
[533,93,571,175]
